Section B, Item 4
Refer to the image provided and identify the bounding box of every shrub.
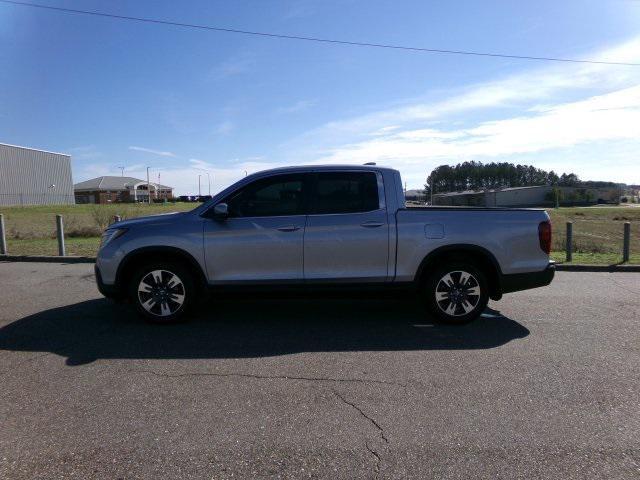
[90,206,112,231]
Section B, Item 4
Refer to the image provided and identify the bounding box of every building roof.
[74,176,172,192]
[0,142,70,157]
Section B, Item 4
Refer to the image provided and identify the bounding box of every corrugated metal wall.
[0,143,74,205]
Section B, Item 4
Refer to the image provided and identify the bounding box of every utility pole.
[206,172,211,196]
[146,167,151,204]
[198,174,201,197]
[118,166,125,177]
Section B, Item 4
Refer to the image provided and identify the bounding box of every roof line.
[0,142,70,157]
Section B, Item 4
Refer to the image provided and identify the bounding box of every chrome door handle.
[276,225,300,232]
[360,221,384,228]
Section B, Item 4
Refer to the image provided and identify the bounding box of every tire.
[128,261,195,324]
[422,262,489,324]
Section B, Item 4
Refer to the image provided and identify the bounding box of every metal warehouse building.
[0,143,74,206]
[432,185,619,207]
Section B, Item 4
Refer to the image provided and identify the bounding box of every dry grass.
[1,203,196,241]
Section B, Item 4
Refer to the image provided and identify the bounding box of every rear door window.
[312,172,380,214]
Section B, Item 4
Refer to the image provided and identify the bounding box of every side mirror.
[213,202,229,219]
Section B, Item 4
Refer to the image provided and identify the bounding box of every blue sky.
[1,0,639,194]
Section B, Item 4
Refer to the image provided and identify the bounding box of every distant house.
[74,176,173,204]
[432,185,619,207]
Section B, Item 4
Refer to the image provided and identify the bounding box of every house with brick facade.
[74,176,173,204]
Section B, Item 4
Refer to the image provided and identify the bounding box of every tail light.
[538,220,551,255]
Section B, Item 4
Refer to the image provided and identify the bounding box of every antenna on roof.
[118,166,125,176]
[363,162,376,165]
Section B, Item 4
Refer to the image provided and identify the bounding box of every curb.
[555,264,640,272]
[0,255,96,264]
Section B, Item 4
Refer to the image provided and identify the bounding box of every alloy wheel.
[434,270,481,317]
[137,269,186,317]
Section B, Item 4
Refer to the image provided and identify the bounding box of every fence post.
[56,214,65,257]
[566,221,573,262]
[623,222,631,263]
[113,215,121,224]
[0,214,7,255]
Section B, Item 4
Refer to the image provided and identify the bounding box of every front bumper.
[95,264,123,298]
[501,262,556,295]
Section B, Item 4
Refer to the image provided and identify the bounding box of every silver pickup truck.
[96,165,554,324]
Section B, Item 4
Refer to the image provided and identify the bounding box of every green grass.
[1,204,638,264]
[545,206,639,264]
[6,237,100,257]
[550,251,640,265]
[1,203,196,257]
[0,203,196,239]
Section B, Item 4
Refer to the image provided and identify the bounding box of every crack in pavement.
[365,440,382,476]
[128,368,407,389]
[333,390,389,444]
[333,390,389,478]
[607,274,640,295]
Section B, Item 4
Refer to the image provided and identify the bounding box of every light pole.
[146,167,152,204]
[194,168,212,196]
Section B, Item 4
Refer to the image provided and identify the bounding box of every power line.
[2,0,639,67]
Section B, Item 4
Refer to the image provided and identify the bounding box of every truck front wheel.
[423,263,489,324]
[128,261,195,324]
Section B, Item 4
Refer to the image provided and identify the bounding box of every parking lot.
[0,262,638,479]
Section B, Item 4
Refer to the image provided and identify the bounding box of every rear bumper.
[501,262,555,294]
[95,264,122,298]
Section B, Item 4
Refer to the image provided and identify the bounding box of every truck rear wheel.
[128,261,195,324]
[423,262,489,324]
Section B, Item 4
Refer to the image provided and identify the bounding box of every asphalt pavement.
[0,262,638,479]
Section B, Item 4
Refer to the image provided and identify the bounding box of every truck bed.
[393,207,550,281]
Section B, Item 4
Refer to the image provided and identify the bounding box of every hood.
[110,211,185,229]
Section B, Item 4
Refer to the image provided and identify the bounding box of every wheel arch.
[414,244,503,300]
[116,246,208,293]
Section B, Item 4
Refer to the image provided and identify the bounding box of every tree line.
[424,161,618,195]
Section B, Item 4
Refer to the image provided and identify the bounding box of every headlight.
[100,228,128,249]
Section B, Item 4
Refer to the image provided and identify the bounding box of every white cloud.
[128,146,176,157]
[209,54,255,80]
[66,145,103,160]
[279,37,640,187]
[276,99,317,114]
[122,158,286,196]
[213,120,235,135]
[283,0,316,20]
[308,86,640,186]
